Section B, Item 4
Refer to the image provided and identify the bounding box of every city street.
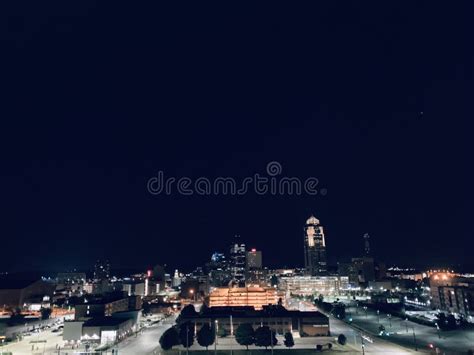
[346,304,474,354]
[117,314,177,355]
[288,299,420,354]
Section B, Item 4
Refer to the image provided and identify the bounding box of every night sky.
[1,2,470,273]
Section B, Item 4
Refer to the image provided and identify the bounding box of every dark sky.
[0,2,471,273]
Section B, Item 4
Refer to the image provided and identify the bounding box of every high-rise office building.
[303,216,327,275]
[207,252,231,287]
[246,248,265,285]
[246,249,262,269]
[230,236,246,286]
[93,260,111,281]
[172,269,181,287]
[350,257,375,285]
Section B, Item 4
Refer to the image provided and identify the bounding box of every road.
[117,314,177,355]
[288,298,420,354]
[346,304,474,354]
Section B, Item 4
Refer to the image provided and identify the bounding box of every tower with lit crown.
[303,215,327,275]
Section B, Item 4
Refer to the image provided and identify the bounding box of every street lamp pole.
[412,326,418,351]
[186,325,189,355]
[405,318,408,333]
[377,310,380,324]
[270,328,274,355]
[214,320,218,354]
[360,333,365,355]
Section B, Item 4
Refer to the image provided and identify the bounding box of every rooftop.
[182,305,328,320]
[83,317,129,327]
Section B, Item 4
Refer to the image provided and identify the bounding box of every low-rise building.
[279,276,349,297]
[209,286,279,310]
[74,294,130,320]
[0,277,55,310]
[179,305,329,337]
[430,273,474,321]
[64,316,134,346]
[122,280,145,297]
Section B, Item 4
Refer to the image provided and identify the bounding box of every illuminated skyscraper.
[303,215,327,275]
[246,249,265,285]
[230,236,246,286]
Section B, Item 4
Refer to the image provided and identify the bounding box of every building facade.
[246,249,265,285]
[303,216,327,276]
[0,278,55,310]
[230,239,246,286]
[94,260,111,282]
[279,276,349,297]
[430,273,474,320]
[209,286,279,310]
[179,306,330,337]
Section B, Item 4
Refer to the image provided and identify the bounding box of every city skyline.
[0,3,470,354]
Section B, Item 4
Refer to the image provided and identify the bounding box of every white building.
[280,276,349,297]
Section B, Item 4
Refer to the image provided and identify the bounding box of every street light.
[214,320,218,354]
[376,310,380,324]
[412,326,418,351]
[186,324,190,355]
[405,318,408,333]
[435,322,441,339]
[363,306,368,318]
[387,314,392,328]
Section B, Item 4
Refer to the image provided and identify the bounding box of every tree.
[179,322,195,349]
[283,332,294,348]
[217,326,228,338]
[316,344,323,351]
[177,304,198,323]
[7,308,25,326]
[40,307,52,320]
[437,313,447,329]
[446,314,457,329]
[200,303,210,315]
[142,302,151,315]
[270,275,279,287]
[254,326,277,349]
[332,303,346,319]
[337,334,347,345]
[181,304,198,317]
[235,323,255,350]
[327,343,333,349]
[160,327,180,350]
[197,323,215,350]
